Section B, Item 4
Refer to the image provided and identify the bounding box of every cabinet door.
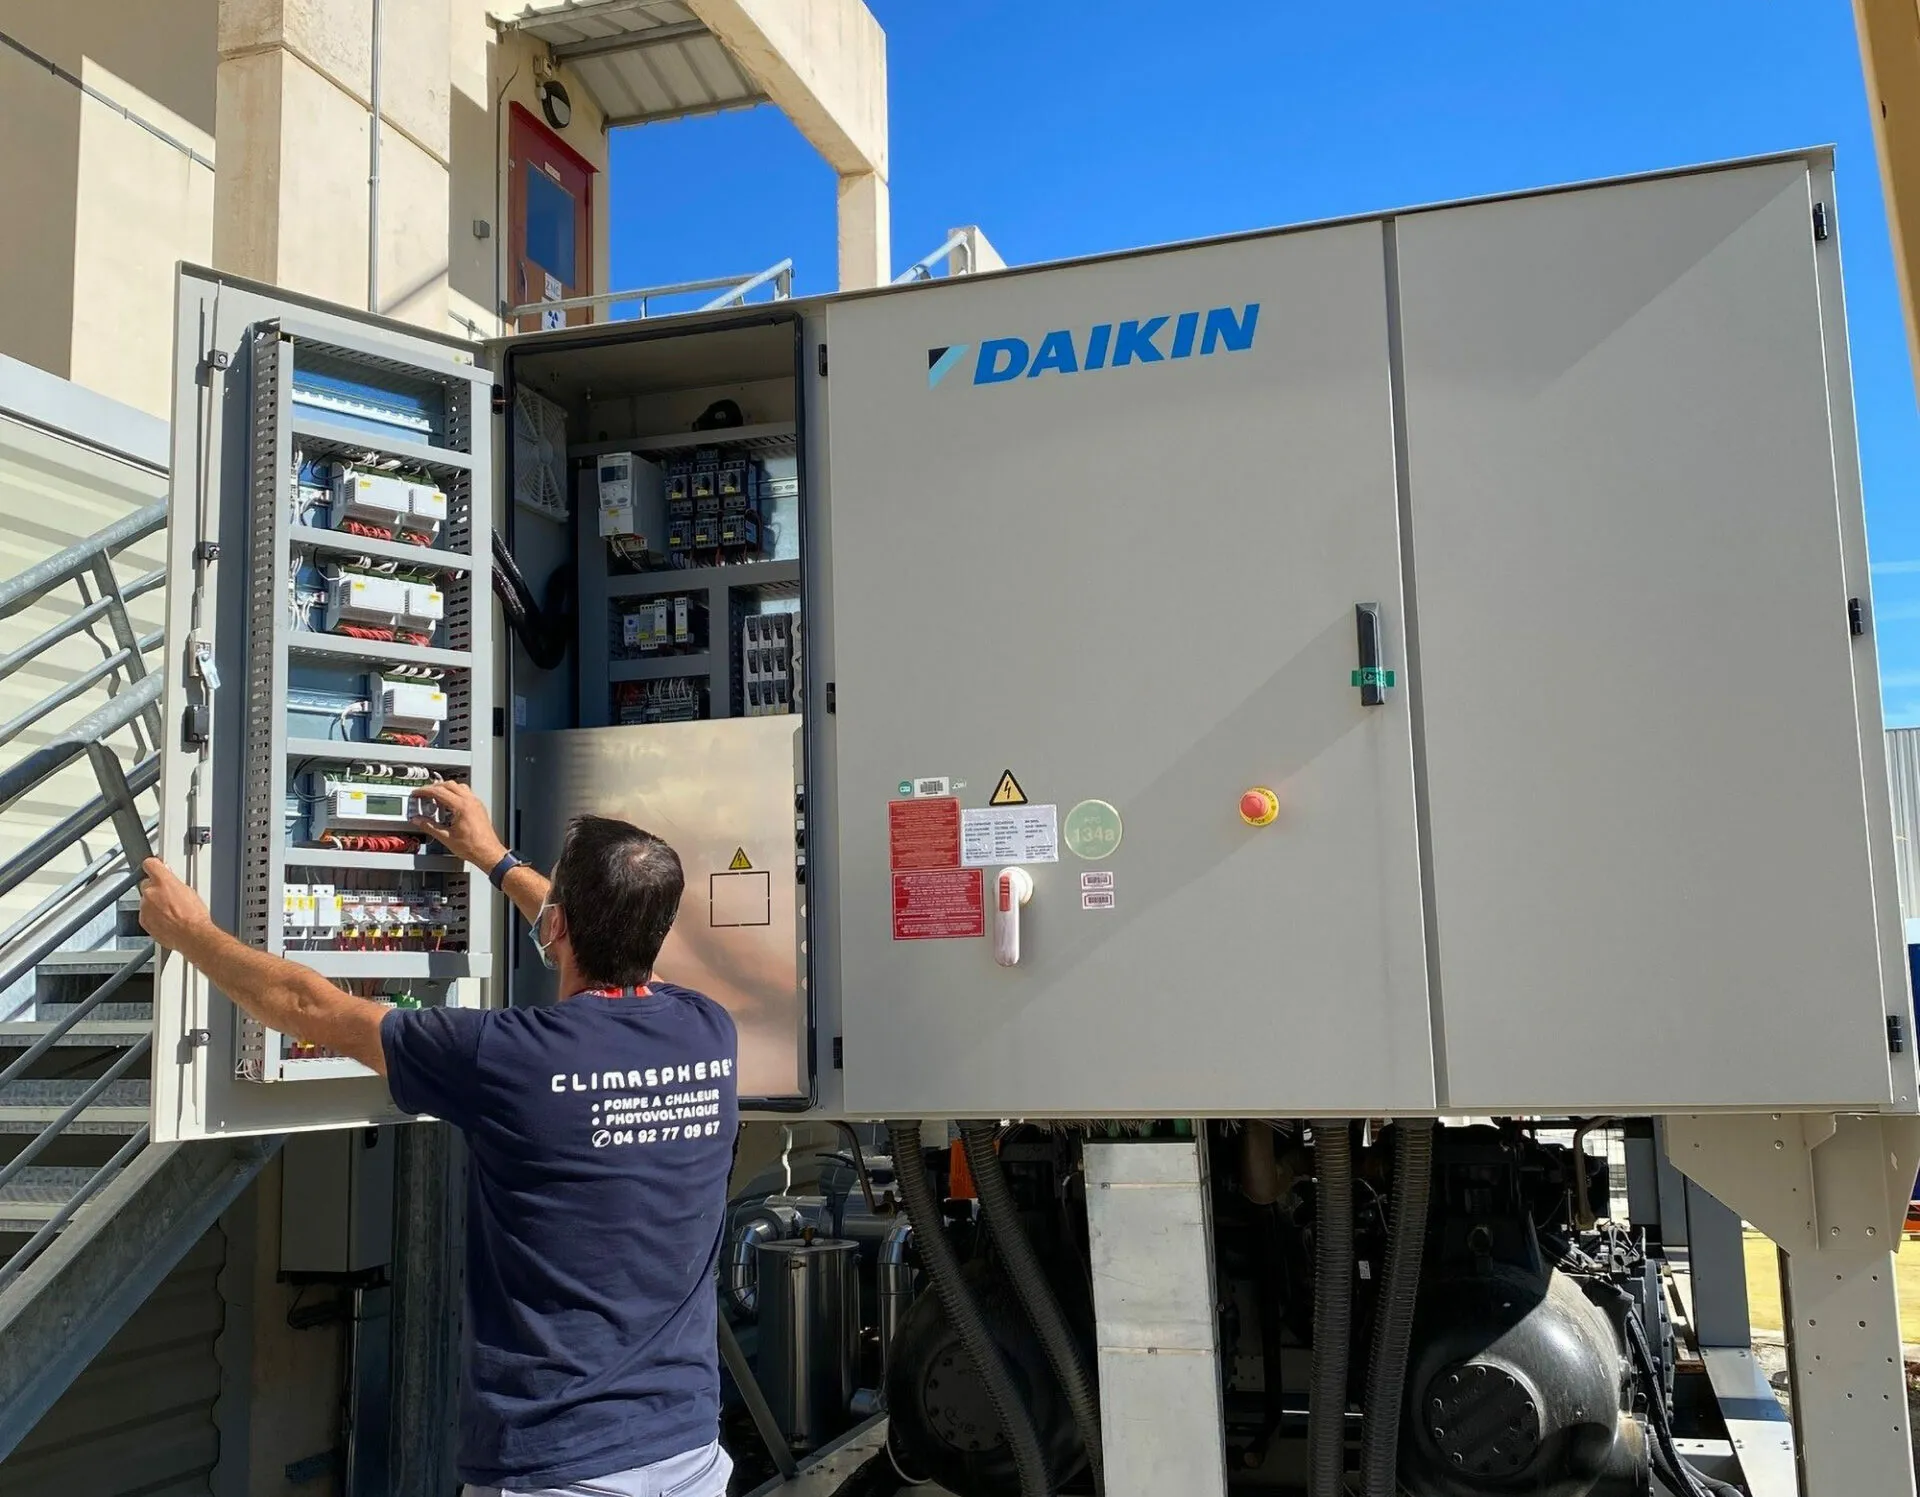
[819,226,1435,1117]
[153,268,494,1142]
[1398,160,1902,1110]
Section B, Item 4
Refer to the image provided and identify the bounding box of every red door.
[508,103,596,332]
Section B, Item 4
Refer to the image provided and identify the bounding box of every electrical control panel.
[158,154,1911,1139]
[156,276,493,1131]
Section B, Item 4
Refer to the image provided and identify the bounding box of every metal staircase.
[0,499,276,1458]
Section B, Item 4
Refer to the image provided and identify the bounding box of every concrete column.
[213,0,450,328]
[837,171,890,289]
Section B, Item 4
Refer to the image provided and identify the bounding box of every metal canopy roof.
[500,0,767,128]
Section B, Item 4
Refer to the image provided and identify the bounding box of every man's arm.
[411,779,548,921]
[138,860,389,1073]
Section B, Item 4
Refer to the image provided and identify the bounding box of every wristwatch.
[488,852,523,890]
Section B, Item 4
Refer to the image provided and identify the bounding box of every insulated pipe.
[368,0,382,313]
[1308,1122,1355,1497]
[876,1217,916,1380]
[886,1122,1049,1497]
[961,1123,1104,1497]
[1359,1121,1434,1497]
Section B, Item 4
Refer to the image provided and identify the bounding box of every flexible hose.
[1359,1121,1434,1497]
[886,1122,1050,1497]
[962,1123,1104,1496]
[1309,1121,1355,1497]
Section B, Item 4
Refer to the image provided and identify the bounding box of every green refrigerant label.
[1351,667,1396,688]
[1063,800,1123,860]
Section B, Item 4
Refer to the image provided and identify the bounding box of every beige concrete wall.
[0,2,217,415]
[449,8,612,340]
[215,0,451,328]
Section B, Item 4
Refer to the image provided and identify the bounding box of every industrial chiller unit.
[152,151,1920,1495]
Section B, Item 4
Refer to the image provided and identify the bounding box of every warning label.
[729,847,753,871]
[892,869,985,940]
[889,796,961,870]
[961,805,1058,867]
[989,770,1028,806]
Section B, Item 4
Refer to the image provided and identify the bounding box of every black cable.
[963,1122,1104,1496]
[1625,1307,1733,1497]
[886,1121,1050,1497]
[1360,1122,1434,1497]
[490,530,572,670]
[1308,1122,1355,1497]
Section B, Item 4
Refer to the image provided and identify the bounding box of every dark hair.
[548,816,684,986]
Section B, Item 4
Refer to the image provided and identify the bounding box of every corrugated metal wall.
[0,1225,226,1496]
[1888,727,1920,922]
[0,403,168,1011]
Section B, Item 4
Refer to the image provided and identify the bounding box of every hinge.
[832,1036,844,1069]
[194,540,220,565]
[1890,1014,1906,1054]
[817,344,828,378]
[188,826,212,847]
[187,1028,211,1049]
[825,682,836,714]
[205,349,231,372]
[1849,596,1866,637]
[493,706,506,737]
[1814,201,1830,242]
[490,385,508,416]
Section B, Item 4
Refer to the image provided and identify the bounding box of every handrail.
[896,230,973,284]
[0,502,165,621]
[0,865,141,1001]
[507,259,796,323]
[0,629,162,751]
[0,1125,148,1292]
[0,941,154,1090]
[0,672,162,814]
[699,259,795,311]
[0,567,163,682]
[0,815,156,959]
[0,754,157,901]
[0,1035,151,1195]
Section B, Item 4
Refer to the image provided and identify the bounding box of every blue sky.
[608,2,1920,721]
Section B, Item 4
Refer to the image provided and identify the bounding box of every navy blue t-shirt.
[381,984,739,1489]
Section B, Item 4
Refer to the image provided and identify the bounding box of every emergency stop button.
[1240,788,1279,826]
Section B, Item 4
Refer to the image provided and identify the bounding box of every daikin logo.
[927,303,1260,389]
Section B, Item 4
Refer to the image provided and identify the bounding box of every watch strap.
[488,852,522,890]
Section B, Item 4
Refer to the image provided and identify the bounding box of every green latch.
[1351,667,1397,689]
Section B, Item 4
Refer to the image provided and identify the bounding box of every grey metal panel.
[818,225,1433,1117]
[518,721,807,1102]
[153,269,496,1141]
[1083,1140,1228,1497]
[1398,160,1895,1110]
[0,1226,224,1495]
[1887,728,1920,921]
[503,1,764,125]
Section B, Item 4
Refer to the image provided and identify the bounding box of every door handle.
[993,868,1034,968]
[1353,602,1394,707]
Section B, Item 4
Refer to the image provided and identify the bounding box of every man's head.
[539,816,684,990]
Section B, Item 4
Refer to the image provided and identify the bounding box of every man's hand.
[412,780,508,872]
[139,858,216,953]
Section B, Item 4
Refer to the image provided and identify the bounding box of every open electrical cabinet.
[152,269,819,1141]
[154,154,1916,1143]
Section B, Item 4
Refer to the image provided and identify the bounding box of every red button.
[1240,788,1279,826]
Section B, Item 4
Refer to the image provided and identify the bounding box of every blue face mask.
[530,900,560,971]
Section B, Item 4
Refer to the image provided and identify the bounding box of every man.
[137,780,739,1497]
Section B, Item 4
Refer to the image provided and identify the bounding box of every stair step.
[32,949,155,974]
[0,1020,151,1049]
[0,1166,97,1230]
[0,1079,148,1134]
[34,1002,153,1022]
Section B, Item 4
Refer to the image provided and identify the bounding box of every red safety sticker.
[889,796,961,871]
[892,869,985,940]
